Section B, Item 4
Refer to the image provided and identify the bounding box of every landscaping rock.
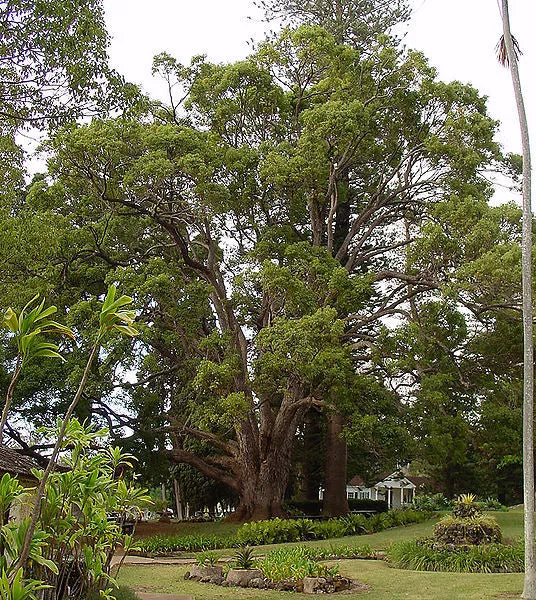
[247,577,265,588]
[303,576,353,594]
[189,564,223,582]
[303,577,327,594]
[226,568,263,587]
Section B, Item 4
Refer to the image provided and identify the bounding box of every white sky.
[102,0,535,191]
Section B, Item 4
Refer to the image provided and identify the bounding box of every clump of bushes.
[434,495,502,546]
[413,493,454,512]
[413,492,506,513]
[236,509,430,546]
[388,539,523,573]
[389,494,517,573]
[434,515,502,546]
[136,509,432,555]
[259,547,339,581]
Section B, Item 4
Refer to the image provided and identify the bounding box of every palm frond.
[496,34,522,67]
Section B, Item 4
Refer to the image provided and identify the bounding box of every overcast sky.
[103,0,535,186]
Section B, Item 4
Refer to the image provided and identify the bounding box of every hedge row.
[286,498,388,515]
[136,508,433,555]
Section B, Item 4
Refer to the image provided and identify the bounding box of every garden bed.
[134,509,434,555]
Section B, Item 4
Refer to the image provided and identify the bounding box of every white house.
[320,471,429,509]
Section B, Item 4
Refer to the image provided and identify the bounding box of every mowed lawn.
[118,561,523,600]
[119,508,528,598]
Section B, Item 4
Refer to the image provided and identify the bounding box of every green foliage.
[136,509,431,555]
[0,474,26,527]
[236,510,430,546]
[0,0,121,132]
[388,539,524,573]
[3,295,74,365]
[196,551,219,567]
[236,518,301,545]
[259,546,339,581]
[233,546,257,570]
[452,494,480,519]
[413,494,454,512]
[97,285,139,341]
[4,421,151,600]
[0,568,49,600]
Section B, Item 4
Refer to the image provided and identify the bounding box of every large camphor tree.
[16,18,504,520]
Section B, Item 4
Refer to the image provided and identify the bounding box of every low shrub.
[388,539,524,573]
[111,588,141,600]
[452,494,480,519]
[434,515,502,545]
[413,493,454,512]
[475,497,507,511]
[233,546,257,569]
[236,518,301,545]
[196,550,219,566]
[340,513,368,535]
[259,547,339,581]
[311,544,375,560]
[312,519,348,540]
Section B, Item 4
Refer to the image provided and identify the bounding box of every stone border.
[184,567,369,594]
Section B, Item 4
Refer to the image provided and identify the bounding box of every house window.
[347,491,354,499]
[359,491,370,499]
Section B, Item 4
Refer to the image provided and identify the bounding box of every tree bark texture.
[322,412,349,517]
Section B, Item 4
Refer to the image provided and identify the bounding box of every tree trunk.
[170,402,308,523]
[301,409,324,501]
[500,3,534,598]
[173,478,184,520]
[322,412,349,517]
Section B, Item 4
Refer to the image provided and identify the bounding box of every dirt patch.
[134,522,187,538]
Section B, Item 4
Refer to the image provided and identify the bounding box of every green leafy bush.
[434,515,502,545]
[452,494,480,519]
[259,547,339,581]
[388,539,524,573]
[312,519,348,540]
[196,550,219,566]
[0,421,150,600]
[340,513,368,535]
[236,518,301,545]
[413,493,454,512]
[233,546,257,569]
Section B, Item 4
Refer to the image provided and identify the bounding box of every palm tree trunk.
[500,2,534,597]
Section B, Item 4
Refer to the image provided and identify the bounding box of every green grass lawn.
[117,561,523,600]
[120,509,529,598]
[134,508,526,558]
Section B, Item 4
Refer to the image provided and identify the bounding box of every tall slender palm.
[498,2,534,597]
